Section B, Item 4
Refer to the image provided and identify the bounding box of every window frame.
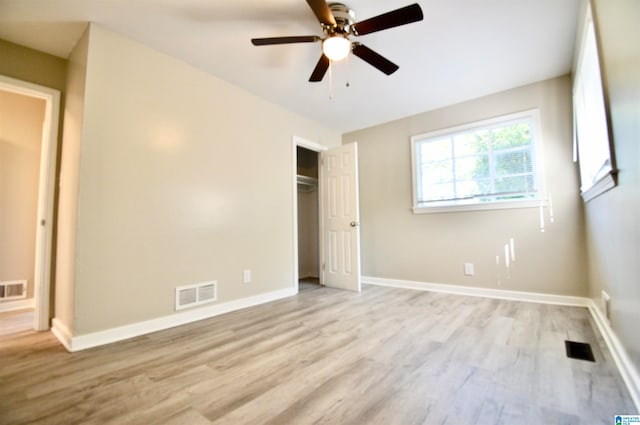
[572,4,616,202]
[410,109,546,214]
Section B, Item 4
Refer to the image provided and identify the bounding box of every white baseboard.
[52,287,297,352]
[363,275,639,411]
[362,276,590,306]
[0,298,35,313]
[588,300,640,411]
[51,318,73,351]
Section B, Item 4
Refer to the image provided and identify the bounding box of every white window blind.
[411,110,544,212]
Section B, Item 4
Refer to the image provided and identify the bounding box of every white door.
[321,142,361,292]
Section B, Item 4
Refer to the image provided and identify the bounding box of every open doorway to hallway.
[0,89,45,324]
[0,75,60,331]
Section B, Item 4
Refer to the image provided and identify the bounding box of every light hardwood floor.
[0,308,34,337]
[0,285,636,424]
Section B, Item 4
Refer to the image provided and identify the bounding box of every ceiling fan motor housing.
[326,3,355,35]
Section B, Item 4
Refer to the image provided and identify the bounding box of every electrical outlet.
[243,269,251,284]
[464,263,474,276]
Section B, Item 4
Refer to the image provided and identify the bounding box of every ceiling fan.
[251,0,424,82]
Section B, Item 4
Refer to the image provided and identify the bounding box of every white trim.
[317,148,325,287]
[363,276,590,306]
[413,199,546,214]
[51,287,297,352]
[0,75,60,332]
[292,136,328,153]
[581,170,616,202]
[0,298,35,313]
[292,140,300,290]
[588,300,640,411]
[51,318,73,351]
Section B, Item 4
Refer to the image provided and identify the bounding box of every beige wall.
[55,29,89,333]
[0,39,67,92]
[63,24,339,335]
[586,0,640,372]
[297,189,319,278]
[0,90,46,299]
[344,76,588,296]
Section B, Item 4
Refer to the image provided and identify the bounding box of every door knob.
[350,221,359,227]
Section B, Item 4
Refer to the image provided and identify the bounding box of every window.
[411,110,544,213]
[573,5,615,201]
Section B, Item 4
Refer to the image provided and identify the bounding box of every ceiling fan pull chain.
[329,59,334,100]
[346,54,350,88]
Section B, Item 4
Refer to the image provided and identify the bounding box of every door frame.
[0,75,60,331]
[292,136,327,290]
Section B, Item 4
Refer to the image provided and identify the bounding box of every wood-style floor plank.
[0,284,636,424]
[0,309,33,337]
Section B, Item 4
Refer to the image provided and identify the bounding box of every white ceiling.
[0,0,580,133]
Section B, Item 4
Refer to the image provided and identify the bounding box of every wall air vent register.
[175,281,217,311]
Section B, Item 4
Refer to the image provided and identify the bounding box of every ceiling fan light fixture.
[322,36,351,61]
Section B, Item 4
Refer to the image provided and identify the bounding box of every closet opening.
[296,146,321,291]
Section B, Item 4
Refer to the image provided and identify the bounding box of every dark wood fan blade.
[309,54,330,82]
[352,43,399,75]
[306,0,336,26]
[352,3,423,36]
[251,36,321,46]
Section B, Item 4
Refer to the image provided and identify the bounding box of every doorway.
[296,145,321,290]
[0,75,60,332]
[293,136,326,291]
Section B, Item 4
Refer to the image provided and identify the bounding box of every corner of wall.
[54,26,90,336]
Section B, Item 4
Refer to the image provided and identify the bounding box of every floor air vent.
[565,340,595,362]
[0,280,27,300]
[175,281,217,311]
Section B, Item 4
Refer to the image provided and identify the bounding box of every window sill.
[581,170,617,202]
[412,199,544,214]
